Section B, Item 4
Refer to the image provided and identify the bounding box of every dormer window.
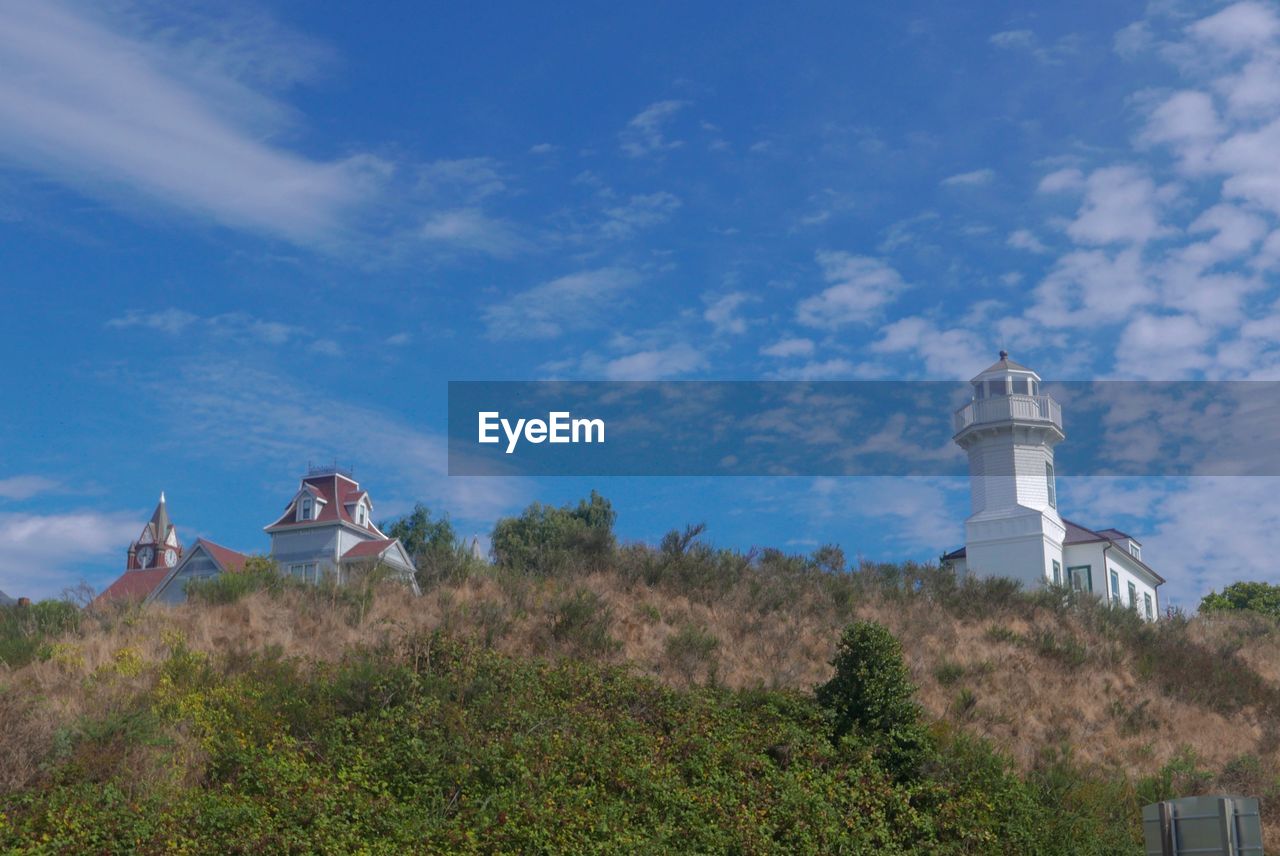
[299,497,313,521]
[1129,542,1141,560]
[355,503,367,526]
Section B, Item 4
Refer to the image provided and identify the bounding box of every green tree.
[1200,580,1280,617]
[383,504,475,587]
[491,490,616,575]
[815,620,933,780]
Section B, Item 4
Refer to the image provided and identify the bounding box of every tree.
[383,504,474,587]
[1200,581,1280,618]
[491,490,616,575]
[815,621,932,780]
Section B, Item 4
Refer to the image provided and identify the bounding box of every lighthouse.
[950,352,1065,588]
[942,353,1165,618]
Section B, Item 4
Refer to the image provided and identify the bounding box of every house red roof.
[265,472,383,535]
[194,538,251,574]
[95,567,171,605]
[342,538,397,560]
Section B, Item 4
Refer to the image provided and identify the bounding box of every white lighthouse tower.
[950,352,1066,587]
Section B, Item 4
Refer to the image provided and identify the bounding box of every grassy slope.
[2,555,1279,852]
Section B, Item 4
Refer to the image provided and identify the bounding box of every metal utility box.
[1143,795,1263,855]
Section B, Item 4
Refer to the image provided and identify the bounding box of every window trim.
[1045,462,1057,509]
[299,497,313,521]
[1052,559,1062,586]
[1067,565,1092,593]
[1144,592,1153,620]
[1110,569,1121,605]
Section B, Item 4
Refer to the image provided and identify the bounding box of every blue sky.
[3,0,1280,609]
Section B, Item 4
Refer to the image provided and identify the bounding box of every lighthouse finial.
[998,350,1008,360]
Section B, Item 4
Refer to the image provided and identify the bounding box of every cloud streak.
[0,2,383,245]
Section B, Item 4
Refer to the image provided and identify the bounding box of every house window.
[289,562,319,583]
[1052,559,1061,586]
[356,504,366,525]
[1128,582,1137,608]
[1129,542,1141,560]
[299,498,313,521]
[1067,565,1091,593]
[1110,570,1121,606]
[1045,462,1056,508]
[1144,593,1153,620]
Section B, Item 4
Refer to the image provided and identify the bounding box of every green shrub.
[184,556,284,604]
[383,503,483,588]
[815,621,932,781]
[549,588,618,657]
[491,490,616,575]
[664,623,719,684]
[1200,580,1280,617]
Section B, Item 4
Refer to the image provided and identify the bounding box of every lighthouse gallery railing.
[953,394,1062,434]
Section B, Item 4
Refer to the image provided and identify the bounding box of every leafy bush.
[184,556,284,604]
[491,490,616,575]
[0,599,81,669]
[815,621,932,780]
[1200,580,1280,617]
[664,623,719,684]
[383,503,483,588]
[0,635,1145,854]
[549,588,618,657]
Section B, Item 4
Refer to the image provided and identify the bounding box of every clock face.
[164,548,178,568]
[137,547,154,567]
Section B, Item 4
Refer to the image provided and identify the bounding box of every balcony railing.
[953,394,1062,434]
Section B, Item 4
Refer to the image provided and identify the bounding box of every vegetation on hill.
[2,492,1280,852]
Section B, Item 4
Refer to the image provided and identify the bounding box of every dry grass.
[4,563,1280,844]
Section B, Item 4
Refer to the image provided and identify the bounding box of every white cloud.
[0,2,383,245]
[0,510,140,600]
[1008,228,1049,253]
[483,268,640,340]
[600,192,681,239]
[941,168,994,187]
[417,157,507,202]
[620,100,689,157]
[107,309,298,344]
[1038,167,1085,193]
[602,343,706,380]
[704,292,754,335]
[1066,166,1170,246]
[1028,248,1153,328]
[761,337,816,358]
[796,252,908,328]
[1118,313,1215,377]
[989,30,1037,51]
[868,317,986,379]
[1188,1,1280,55]
[0,476,61,501]
[106,308,199,335]
[385,332,412,346]
[420,208,530,257]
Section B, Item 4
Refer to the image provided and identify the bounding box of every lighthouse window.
[987,379,1006,397]
[1045,462,1056,508]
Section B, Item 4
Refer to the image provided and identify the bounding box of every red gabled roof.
[342,538,396,560]
[265,473,382,535]
[195,538,251,574]
[95,567,171,604]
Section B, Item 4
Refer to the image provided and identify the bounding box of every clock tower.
[126,492,183,572]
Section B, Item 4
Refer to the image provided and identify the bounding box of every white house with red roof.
[264,465,419,594]
[941,354,1164,621]
[96,493,184,604]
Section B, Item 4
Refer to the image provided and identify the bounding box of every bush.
[664,623,719,685]
[491,490,616,575]
[184,556,284,604]
[0,599,82,669]
[815,621,932,780]
[1200,580,1280,617]
[548,588,618,657]
[383,504,482,588]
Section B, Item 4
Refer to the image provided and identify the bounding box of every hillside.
[3,533,1280,852]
